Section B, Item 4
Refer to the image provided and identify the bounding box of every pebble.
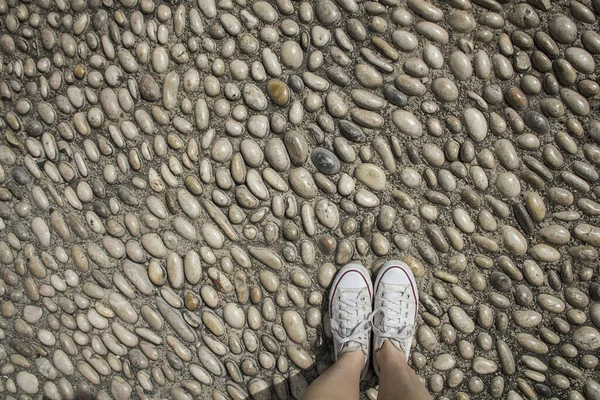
[282,311,307,344]
[464,108,488,142]
[549,14,578,43]
[431,78,459,101]
[266,80,290,107]
[449,306,475,334]
[393,110,422,137]
[16,371,39,394]
[354,163,386,191]
[311,147,341,175]
[572,327,600,351]
[289,168,318,198]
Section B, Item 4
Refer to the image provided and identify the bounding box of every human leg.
[376,340,432,400]
[371,260,431,400]
[301,263,373,400]
[299,350,364,400]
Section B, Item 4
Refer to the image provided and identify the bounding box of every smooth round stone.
[582,30,600,54]
[284,130,309,165]
[464,108,487,142]
[448,11,476,32]
[16,371,39,394]
[282,311,306,344]
[521,75,542,94]
[242,84,268,111]
[540,225,571,245]
[453,208,475,233]
[354,163,386,191]
[266,80,290,106]
[287,346,313,370]
[289,168,317,198]
[315,199,340,229]
[253,1,277,22]
[448,306,474,334]
[404,58,429,78]
[561,88,590,116]
[395,74,426,96]
[355,64,382,88]
[508,4,540,28]
[538,294,566,313]
[530,244,561,262]
[431,78,458,101]
[572,327,600,351]
[433,354,456,371]
[549,14,578,43]
[494,139,520,170]
[416,21,449,44]
[316,0,340,25]
[202,224,225,249]
[472,357,498,374]
[502,226,527,256]
[223,303,245,329]
[496,172,521,198]
[565,47,595,74]
[265,138,291,172]
[111,377,132,400]
[506,86,528,110]
[448,51,472,80]
[311,147,340,175]
[524,111,550,134]
[392,110,422,137]
[139,75,161,101]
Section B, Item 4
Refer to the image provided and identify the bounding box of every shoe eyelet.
[337,295,342,301]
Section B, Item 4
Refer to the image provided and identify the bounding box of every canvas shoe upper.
[372,260,419,376]
[329,263,374,379]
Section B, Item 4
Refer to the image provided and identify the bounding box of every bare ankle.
[376,340,407,367]
[339,348,366,365]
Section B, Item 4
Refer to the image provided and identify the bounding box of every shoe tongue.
[336,288,370,345]
[389,338,405,353]
[382,282,406,295]
[341,341,368,357]
[341,287,368,299]
[376,337,406,355]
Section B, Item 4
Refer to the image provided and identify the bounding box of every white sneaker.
[372,260,419,376]
[328,263,373,379]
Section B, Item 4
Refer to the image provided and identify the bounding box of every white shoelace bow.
[373,288,416,343]
[330,292,373,350]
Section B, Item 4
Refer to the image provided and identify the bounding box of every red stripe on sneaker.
[329,269,372,317]
[375,265,418,320]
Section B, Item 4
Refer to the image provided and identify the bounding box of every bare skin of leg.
[376,340,432,400]
[299,350,364,400]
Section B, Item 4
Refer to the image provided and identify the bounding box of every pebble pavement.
[0,0,600,398]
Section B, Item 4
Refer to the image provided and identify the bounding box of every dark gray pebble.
[11,166,30,186]
[311,147,341,175]
[524,110,550,134]
[513,202,534,235]
[383,84,408,107]
[338,120,366,143]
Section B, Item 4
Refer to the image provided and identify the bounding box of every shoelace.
[373,289,415,343]
[330,294,373,350]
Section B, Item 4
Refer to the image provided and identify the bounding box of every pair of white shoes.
[329,260,419,379]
